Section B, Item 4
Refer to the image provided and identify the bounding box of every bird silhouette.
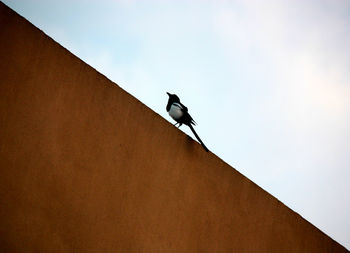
[166,92,209,152]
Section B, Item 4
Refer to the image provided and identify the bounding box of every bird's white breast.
[168,103,184,120]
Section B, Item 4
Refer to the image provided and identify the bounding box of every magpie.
[166,92,209,152]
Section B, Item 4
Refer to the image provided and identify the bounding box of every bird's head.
[166,92,180,103]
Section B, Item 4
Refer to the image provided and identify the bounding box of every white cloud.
[213,1,350,247]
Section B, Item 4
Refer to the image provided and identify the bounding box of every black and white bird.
[166,92,209,152]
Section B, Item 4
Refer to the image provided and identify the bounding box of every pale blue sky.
[4,0,350,249]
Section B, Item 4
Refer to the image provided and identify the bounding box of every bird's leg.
[174,122,178,127]
[177,123,182,128]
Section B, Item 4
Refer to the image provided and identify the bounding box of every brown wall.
[0,3,348,252]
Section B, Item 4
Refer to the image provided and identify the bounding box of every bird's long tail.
[188,124,209,152]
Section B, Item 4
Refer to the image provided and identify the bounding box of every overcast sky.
[4,0,350,249]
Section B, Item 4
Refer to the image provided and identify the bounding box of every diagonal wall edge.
[0,2,348,252]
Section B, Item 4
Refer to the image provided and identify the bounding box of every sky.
[4,0,350,249]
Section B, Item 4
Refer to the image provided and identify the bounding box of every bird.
[166,92,209,152]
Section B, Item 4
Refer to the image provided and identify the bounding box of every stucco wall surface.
[0,2,348,252]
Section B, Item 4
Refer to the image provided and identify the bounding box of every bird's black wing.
[179,102,188,112]
[178,102,196,125]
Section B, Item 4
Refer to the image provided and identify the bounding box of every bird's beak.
[166,92,171,96]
